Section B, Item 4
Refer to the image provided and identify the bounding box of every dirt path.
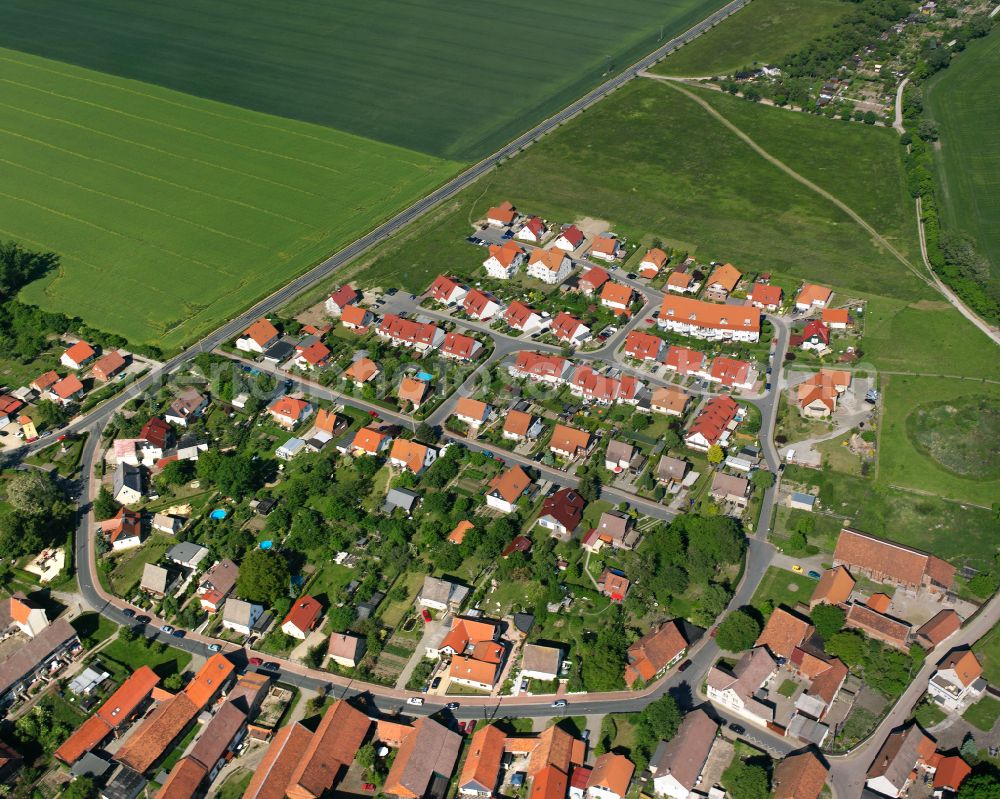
[893,78,909,134]
[659,80,1000,348]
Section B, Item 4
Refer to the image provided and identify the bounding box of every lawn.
[1,47,457,351]
[782,464,998,570]
[963,696,1000,732]
[750,566,816,612]
[0,0,732,162]
[108,534,174,596]
[777,679,798,697]
[925,28,1000,295]
[70,612,117,648]
[99,634,192,679]
[878,375,1000,506]
[974,625,1000,684]
[346,80,916,296]
[653,0,856,77]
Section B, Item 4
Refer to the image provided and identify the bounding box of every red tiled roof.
[834,528,955,589]
[340,304,370,327]
[464,288,499,318]
[810,566,855,607]
[244,319,280,346]
[549,424,590,456]
[551,312,585,341]
[243,722,313,799]
[590,235,620,258]
[328,284,359,309]
[156,756,207,799]
[934,756,972,791]
[529,248,568,272]
[378,314,441,346]
[91,350,127,379]
[269,396,310,421]
[282,596,323,636]
[513,351,567,379]
[504,301,540,330]
[579,266,610,291]
[641,248,668,269]
[140,417,171,449]
[686,395,740,446]
[390,438,431,473]
[750,282,783,307]
[531,765,569,799]
[823,307,851,325]
[755,607,813,659]
[63,340,95,365]
[296,341,331,366]
[772,751,828,799]
[659,296,760,333]
[709,356,752,387]
[624,331,662,360]
[443,332,480,359]
[625,620,686,686]
[54,714,112,765]
[916,609,961,647]
[52,374,84,400]
[288,700,371,799]
[664,345,706,374]
[557,225,584,247]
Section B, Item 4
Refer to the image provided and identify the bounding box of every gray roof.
[657,455,689,482]
[101,766,147,799]
[166,542,209,567]
[790,492,816,507]
[419,576,470,608]
[200,559,240,596]
[140,563,170,594]
[707,647,777,700]
[389,718,461,798]
[521,644,563,676]
[383,487,420,513]
[189,701,246,770]
[71,752,112,779]
[786,713,829,746]
[605,439,634,465]
[649,708,717,790]
[0,618,78,698]
[223,599,261,628]
[866,724,933,790]
[113,463,142,498]
[711,472,749,498]
[152,513,183,532]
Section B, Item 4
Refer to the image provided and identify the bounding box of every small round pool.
[259,540,273,550]
[210,509,228,520]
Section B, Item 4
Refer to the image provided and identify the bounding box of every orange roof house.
[389,439,434,474]
[658,295,761,337]
[796,284,833,309]
[589,235,622,260]
[286,700,371,799]
[578,266,610,293]
[531,765,569,799]
[55,714,118,766]
[314,408,342,434]
[243,319,280,349]
[549,424,590,458]
[625,620,687,686]
[667,270,694,291]
[867,593,892,614]
[810,566,856,608]
[397,376,429,408]
[455,397,490,426]
[749,282,783,309]
[486,201,517,226]
[706,263,741,295]
[823,307,851,326]
[459,725,507,796]
[833,528,955,591]
[185,653,235,709]
[599,569,630,601]
[281,596,323,639]
[939,650,983,687]
[934,756,972,792]
[448,520,474,545]
[243,722,314,799]
[51,374,84,401]
[772,750,829,799]
[586,753,634,799]
[624,331,664,361]
[345,357,379,384]
[599,281,634,312]
[295,340,331,368]
[31,370,61,392]
[268,397,312,428]
[639,247,668,275]
[91,350,127,381]
[650,386,690,416]
[340,304,372,329]
[115,692,199,773]
[157,756,207,799]
[755,607,814,659]
[351,426,390,455]
[486,466,532,508]
[915,609,961,649]
[61,340,96,369]
[503,410,535,439]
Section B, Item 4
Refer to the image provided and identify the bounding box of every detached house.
[554,224,585,252]
[463,289,503,321]
[293,340,331,370]
[589,234,622,262]
[454,397,490,428]
[165,388,208,427]
[442,617,505,691]
[389,439,437,475]
[113,463,144,505]
[585,753,633,799]
[397,376,430,410]
[268,397,314,429]
[797,320,830,351]
[772,751,829,799]
[429,275,468,305]
[350,426,392,456]
[340,304,373,330]
[483,241,526,279]
[91,351,128,382]
[101,508,144,551]
[797,369,852,418]
[49,375,85,406]
[578,266,610,295]
[599,282,633,314]
[749,282,783,310]
[650,386,690,417]
[551,312,590,345]
[328,632,366,669]
[927,650,985,711]
[280,595,323,639]
[638,247,668,278]
[222,599,263,636]
[442,332,484,361]
[537,487,586,538]
[237,319,280,353]
[624,331,664,362]
[666,270,697,293]
[649,709,717,799]
[61,341,96,370]
[549,423,590,459]
[504,301,545,334]
[659,296,761,342]
[325,284,360,317]
[517,215,548,243]
[486,201,518,227]
[823,307,851,329]
[419,576,470,613]
[624,620,686,687]
[485,466,532,514]
[704,263,741,301]
[527,248,572,284]
[502,410,543,441]
[796,284,833,311]
[345,357,380,386]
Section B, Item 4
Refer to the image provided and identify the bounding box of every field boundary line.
[0,156,269,250]
[0,125,315,226]
[0,188,237,274]
[0,97,332,200]
[661,81,936,289]
[0,50,450,160]
[0,77,367,176]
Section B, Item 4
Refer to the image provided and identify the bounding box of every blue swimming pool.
[415,371,434,382]
[210,509,228,520]
[259,540,273,550]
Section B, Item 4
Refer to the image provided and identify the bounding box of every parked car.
[136,615,151,624]
[678,659,692,672]
[171,630,185,638]
[207,643,221,652]
[407,697,424,706]
[363,784,376,792]
[626,273,637,280]
[551,699,567,708]
[520,679,528,691]
[431,676,442,690]
[262,662,279,671]
[446,702,460,710]
[368,410,379,418]
[121,608,135,618]
[249,656,264,666]
[729,723,746,735]
[160,625,174,634]
[792,564,803,573]
[421,609,432,623]
[808,570,822,580]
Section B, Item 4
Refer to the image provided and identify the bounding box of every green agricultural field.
[0,0,731,162]
[346,81,915,296]
[925,29,1000,291]
[653,0,855,77]
[878,375,1000,506]
[1,48,457,351]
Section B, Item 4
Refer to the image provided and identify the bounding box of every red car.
[421,609,432,623]
[368,410,379,418]
[363,784,376,792]
[248,656,263,666]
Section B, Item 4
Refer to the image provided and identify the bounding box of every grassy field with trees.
[653,0,856,77]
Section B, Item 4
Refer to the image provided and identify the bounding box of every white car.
[406,697,424,706]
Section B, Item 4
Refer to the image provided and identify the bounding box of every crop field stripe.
[0,46,459,348]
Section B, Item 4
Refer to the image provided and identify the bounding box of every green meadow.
[0,48,458,350]
[654,0,856,77]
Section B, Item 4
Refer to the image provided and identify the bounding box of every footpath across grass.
[653,0,856,78]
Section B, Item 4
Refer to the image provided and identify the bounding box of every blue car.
[171,629,186,638]
[807,570,822,580]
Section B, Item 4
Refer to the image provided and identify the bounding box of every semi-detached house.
[378,314,445,352]
[509,351,570,384]
[483,241,526,279]
[527,248,572,284]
